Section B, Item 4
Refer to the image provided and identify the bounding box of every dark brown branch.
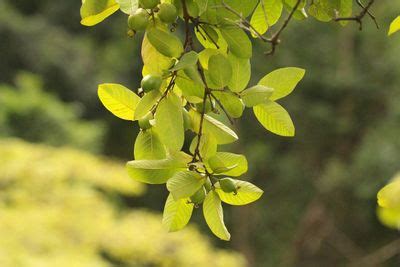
[334,0,378,30]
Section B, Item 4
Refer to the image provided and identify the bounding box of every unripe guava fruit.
[128,8,149,31]
[139,0,159,9]
[190,186,206,204]
[139,112,154,130]
[219,178,237,193]
[158,3,177,23]
[141,74,163,93]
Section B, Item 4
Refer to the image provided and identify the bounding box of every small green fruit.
[139,112,153,130]
[190,186,206,204]
[128,8,149,31]
[141,74,163,93]
[157,3,177,23]
[139,0,159,9]
[219,178,237,194]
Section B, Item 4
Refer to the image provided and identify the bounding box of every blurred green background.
[1,1,400,266]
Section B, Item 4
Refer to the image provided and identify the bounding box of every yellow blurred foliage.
[0,138,246,267]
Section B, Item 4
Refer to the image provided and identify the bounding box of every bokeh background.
[1,1,400,266]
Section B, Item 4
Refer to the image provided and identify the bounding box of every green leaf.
[240,85,274,107]
[220,27,252,59]
[175,72,205,103]
[253,100,295,137]
[203,191,231,241]
[80,0,120,26]
[167,171,205,200]
[258,67,305,101]
[142,34,174,75]
[126,152,190,184]
[389,16,400,36]
[134,129,166,160]
[183,66,204,87]
[116,0,138,14]
[227,53,251,92]
[212,91,244,118]
[208,54,232,88]
[98,83,140,121]
[170,51,199,71]
[195,26,228,51]
[198,48,220,69]
[189,110,238,144]
[215,180,263,205]
[208,152,248,176]
[189,134,218,160]
[154,93,184,151]
[250,0,283,36]
[162,194,194,232]
[134,90,161,120]
[147,27,184,58]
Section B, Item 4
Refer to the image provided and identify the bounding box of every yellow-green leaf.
[215,180,263,205]
[388,16,400,36]
[220,27,252,59]
[258,67,305,101]
[80,0,120,26]
[203,191,231,241]
[134,129,166,160]
[98,83,140,121]
[147,27,184,58]
[227,53,251,93]
[240,85,274,107]
[189,110,238,144]
[154,93,184,151]
[162,194,194,232]
[167,171,205,200]
[208,54,232,88]
[134,90,161,120]
[207,152,248,177]
[142,34,174,75]
[253,100,295,137]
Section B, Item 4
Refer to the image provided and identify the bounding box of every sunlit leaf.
[203,191,231,240]
[80,0,120,26]
[253,100,295,137]
[207,152,248,176]
[147,27,184,58]
[167,171,205,200]
[134,129,166,160]
[154,93,184,151]
[98,83,140,120]
[162,194,194,232]
[220,27,252,59]
[215,180,263,205]
[241,85,274,107]
[227,53,251,93]
[389,16,400,36]
[258,67,305,101]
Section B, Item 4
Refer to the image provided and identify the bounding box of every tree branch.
[334,0,378,30]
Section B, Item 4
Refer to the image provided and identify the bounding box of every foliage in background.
[0,73,105,153]
[0,139,245,267]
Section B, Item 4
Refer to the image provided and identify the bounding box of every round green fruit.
[190,186,206,204]
[219,178,237,194]
[157,3,177,23]
[141,74,162,93]
[139,112,153,130]
[128,8,149,31]
[139,0,159,9]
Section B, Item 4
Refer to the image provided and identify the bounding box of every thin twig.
[334,0,378,30]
